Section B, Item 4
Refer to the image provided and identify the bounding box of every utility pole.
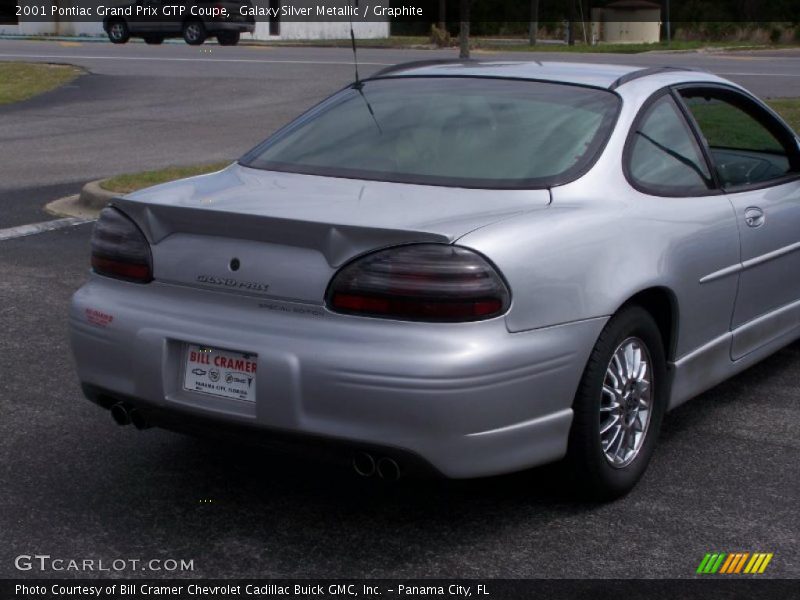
[459,0,470,59]
[568,0,576,46]
[439,0,446,30]
[529,0,539,46]
[53,0,61,36]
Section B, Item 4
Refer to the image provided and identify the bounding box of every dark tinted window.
[680,89,796,188]
[241,78,620,189]
[627,94,713,195]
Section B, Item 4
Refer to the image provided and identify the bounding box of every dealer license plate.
[182,344,257,402]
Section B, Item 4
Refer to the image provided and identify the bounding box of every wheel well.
[620,287,678,361]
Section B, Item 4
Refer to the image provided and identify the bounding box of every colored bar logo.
[697,552,773,574]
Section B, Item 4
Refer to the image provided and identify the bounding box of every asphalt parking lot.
[0,39,798,579]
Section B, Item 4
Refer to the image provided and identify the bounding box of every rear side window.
[241,77,620,189]
[679,88,798,189]
[626,94,713,196]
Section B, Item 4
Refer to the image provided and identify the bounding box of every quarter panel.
[459,165,741,360]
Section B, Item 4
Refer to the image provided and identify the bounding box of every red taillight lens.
[91,207,153,283]
[326,244,510,322]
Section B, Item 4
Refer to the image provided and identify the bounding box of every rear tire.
[217,31,240,46]
[143,35,164,45]
[566,306,667,500]
[183,20,206,45]
[107,19,130,44]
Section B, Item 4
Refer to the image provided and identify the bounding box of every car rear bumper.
[69,277,606,478]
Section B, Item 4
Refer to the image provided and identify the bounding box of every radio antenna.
[348,0,382,133]
[349,0,361,88]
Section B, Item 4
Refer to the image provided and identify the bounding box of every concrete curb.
[45,179,118,220]
[79,179,117,211]
[45,194,99,220]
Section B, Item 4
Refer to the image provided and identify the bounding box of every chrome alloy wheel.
[600,337,653,468]
[109,23,125,41]
[185,23,202,42]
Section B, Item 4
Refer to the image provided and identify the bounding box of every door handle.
[744,207,765,228]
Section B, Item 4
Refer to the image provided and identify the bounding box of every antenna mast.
[347,0,381,133]
[349,0,361,88]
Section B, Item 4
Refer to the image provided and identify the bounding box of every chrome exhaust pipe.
[129,408,151,430]
[352,451,376,477]
[110,402,131,426]
[376,457,401,481]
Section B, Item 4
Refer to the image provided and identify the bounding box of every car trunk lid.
[112,164,550,304]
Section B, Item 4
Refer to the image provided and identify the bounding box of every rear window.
[240,77,620,189]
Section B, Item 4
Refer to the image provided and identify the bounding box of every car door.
[678,85,800,359]
[624,89,741,373]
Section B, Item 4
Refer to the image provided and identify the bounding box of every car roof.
[369,60,714,91]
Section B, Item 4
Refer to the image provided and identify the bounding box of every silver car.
[70,61,800,498]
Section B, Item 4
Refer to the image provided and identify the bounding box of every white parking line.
[0,53,393,66]
[0,217,94,241]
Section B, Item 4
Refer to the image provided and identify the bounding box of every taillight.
[91,207,153,283]
[326,244,510,322]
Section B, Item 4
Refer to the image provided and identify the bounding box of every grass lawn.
[249,36,799,54]
[767,99,800,132]
[0,62,83,105]
[100,162,232,194]
[689,98,800,145]
[474,40,799,54]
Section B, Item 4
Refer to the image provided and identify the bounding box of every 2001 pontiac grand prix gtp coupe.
[70,61,800,498]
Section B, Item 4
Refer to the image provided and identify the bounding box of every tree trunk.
[439,0,446,30]
[459,0,470,59]
[529,0,538,45]
[568,0,576,46]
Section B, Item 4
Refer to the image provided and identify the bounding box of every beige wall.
[248,20,389,41]
[591,8,661,44]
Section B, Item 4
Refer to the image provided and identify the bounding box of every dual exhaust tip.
[352,451,401,481]
[110,402,151,430]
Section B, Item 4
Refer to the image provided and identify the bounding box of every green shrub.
[429,24,451,48]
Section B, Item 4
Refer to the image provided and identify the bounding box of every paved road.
[0,40,799,579]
